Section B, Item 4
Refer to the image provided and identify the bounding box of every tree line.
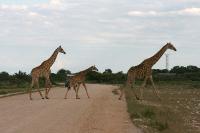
[0,65,200,89]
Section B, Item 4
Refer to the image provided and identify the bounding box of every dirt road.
[0,84,141,133]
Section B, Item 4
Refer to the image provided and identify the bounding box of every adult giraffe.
[29,46,66,100]
[119,42,177,100]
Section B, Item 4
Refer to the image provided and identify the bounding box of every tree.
[13,71,31,82]
[170,66,187,74]
[86,71,102,83]
[0,71,10,81]
[153,69,169,74]
[103,69,112,74]
[186,65,199,73]
[56,69,71,81]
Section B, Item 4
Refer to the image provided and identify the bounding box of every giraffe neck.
[147,45,168,66]
[81,67,92,75]
[45,49,59,69]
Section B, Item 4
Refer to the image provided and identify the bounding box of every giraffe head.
[57,46,66,54]
[90,65,98,72]
[166,42,177,51]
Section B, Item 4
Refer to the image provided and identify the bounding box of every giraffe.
[29,46,66,100]
[64,65,98,99]
[119,42,177,100]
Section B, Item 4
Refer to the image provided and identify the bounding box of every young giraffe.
[119,42,177,100]
[64,65,98,99]
[29,46,66,100]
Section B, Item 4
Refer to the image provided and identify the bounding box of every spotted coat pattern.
[29,46,66,100]
[119,43,177,100]
[64,66,98,99]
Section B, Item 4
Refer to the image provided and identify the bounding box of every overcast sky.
[0,0,200,74]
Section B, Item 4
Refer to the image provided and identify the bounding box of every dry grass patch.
[124,81,200,133]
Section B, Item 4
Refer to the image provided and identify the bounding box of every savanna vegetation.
[86,65,200,83]
[122,81,200,133]
[0,65,200,132]
[0,65,200,95]
[117,65,200,133]
[0,69,70,95]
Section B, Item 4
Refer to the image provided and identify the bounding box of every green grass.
[0,81,30,95]
[142,108,155,119]
[0,90,8,95]
[149,120,168,132]
[0,81,63,96]
[124,81,200,133]
[0,88,28,95]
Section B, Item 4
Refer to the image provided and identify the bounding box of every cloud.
[178,7,200,15]
[36,0,63,10]
[35,0,80,11]
[128,7,200,17]
[128,11,158,16]
[1,0,200,73]
[81,35,108,45]
[0,4,45,19]
[0,4,28,11]
[28,11,47,18]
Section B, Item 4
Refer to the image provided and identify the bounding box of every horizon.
[1,64,199,75]
[1,0,200,74]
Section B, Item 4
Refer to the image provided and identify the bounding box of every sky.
[0,0,200,74]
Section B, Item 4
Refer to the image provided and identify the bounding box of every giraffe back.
[66,66,98,88]
[31,66,51,78]
[69,72,86,85]
[128,61,152,79]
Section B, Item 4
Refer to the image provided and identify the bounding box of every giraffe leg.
[119,77,139,100]
[76,84,81,99]
[119,80,131,100]
[149,76,161,100]
[46,87,51,99]
[130,80,140,100]
[73,85,77,98]
[47,87,51,96]
[47,80,52,94]
[64,85,71,99]
[35,80,44,99]
[45,88,49,99]
[73,85,76,92]
[44,79,48,99]
[119,77,132,100]
[45,78,52,99]
[64,88,70,99]
[139,77,148,100]
[29,80,34,100]
[82,82,90,98]
[119,79,129,100]
[118,87,124,100]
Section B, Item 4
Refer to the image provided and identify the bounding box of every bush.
[0,90,8,95]
[142,108,155,119]
[150,120,169,131]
